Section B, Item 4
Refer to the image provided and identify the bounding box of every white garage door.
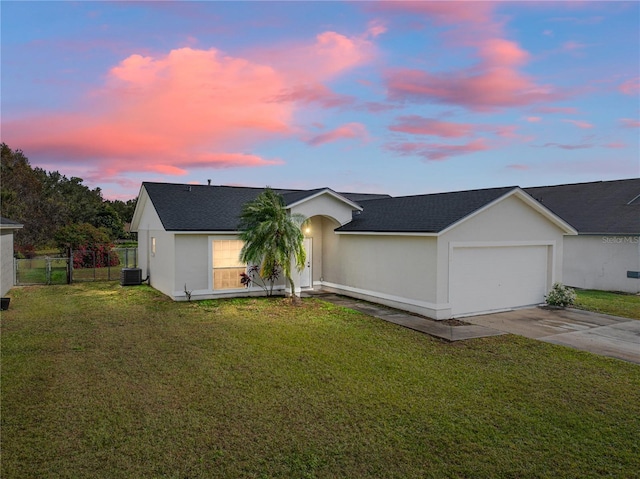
[450,245,549,317]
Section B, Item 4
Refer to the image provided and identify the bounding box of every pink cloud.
[259,30,376,83]
[539,142,594,150]
[370,1,494,26]
[389,116,474,138]
[271,83,354,109]
[367,20,387,38]
[492,125,524,139]
[562,119,593,129]
[533,106,579,114]
[525,116,542,122]
[3,30,376,181]
[387,139,489,161]
[619,118,640,128]
[561,41,587,53]
[361,101,400,113]
[307,123,368,146]
[385,37,562,111]
[619,77,639,95]
[507,164,530,170]
[604,141,626,149]
[375,2,563,111]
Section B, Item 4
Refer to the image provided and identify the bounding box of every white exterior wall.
[290,193,355,226]
[321,227,440,317]
[170,233,288,301]
[563,235,640,293]
[134,194,176,298]
[174,234,210,295]
[147,230,175,298]
[1,230,16,297]
[438,194,567,316]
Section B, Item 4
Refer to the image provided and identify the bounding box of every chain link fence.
[15,248,137,286]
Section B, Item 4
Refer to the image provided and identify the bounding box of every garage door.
[450,245,549,317]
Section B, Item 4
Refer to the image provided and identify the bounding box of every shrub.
[55,223,120,269]
[545,282,576,307]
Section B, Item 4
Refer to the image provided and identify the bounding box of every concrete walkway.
[303,292,640,364]
[465,307,640,365]
[302,292,505,342]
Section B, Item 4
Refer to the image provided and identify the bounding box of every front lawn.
[574,289,640,319]
[2,283,639,478]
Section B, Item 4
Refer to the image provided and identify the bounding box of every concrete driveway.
[465,307,640,364]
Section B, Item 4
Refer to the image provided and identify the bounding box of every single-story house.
[131,182,576,319]
[525,178,640,294]
[1,217,23,297]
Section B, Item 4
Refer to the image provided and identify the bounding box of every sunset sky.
[2,1,639,200]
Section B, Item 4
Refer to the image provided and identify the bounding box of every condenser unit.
[121,268,143,286]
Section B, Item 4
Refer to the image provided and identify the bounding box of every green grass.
[574,289,640,319]
[2,283,639,478]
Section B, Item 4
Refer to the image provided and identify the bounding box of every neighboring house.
[131,182,576,319]
[1,217,23,297]
[526,179,640,294]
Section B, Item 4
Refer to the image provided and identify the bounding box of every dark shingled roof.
[525,178,640,234]
[335,186,516,233]
[142,183,389,231]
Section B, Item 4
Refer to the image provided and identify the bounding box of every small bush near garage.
[545,282,577,307]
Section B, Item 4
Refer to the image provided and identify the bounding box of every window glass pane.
[213,240,244,268]
[212,240,245,289]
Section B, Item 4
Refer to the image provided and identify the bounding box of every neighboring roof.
[525,178,640,234]
[141,183,383,231]
[0,217,24,230]
[335,186,517,233]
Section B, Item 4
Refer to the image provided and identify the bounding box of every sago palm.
[238,188,306,297]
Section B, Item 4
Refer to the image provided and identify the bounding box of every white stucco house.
[1,217,23,297]
[131,182,577,319]
[525,178,640,294]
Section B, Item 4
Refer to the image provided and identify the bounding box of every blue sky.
[2,1,638,199]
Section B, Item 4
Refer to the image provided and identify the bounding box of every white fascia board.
[438,187,578,236]
[510,188,578,235]
[173,230,239,235]
[334,230,438,237]
[0,223,23,230]
[286,188,364,211]
[130,184,149,232]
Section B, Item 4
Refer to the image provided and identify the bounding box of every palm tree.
[238,187,306,298]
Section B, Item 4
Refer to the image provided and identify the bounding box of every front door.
[300,237,312,288]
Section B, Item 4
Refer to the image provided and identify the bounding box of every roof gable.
[284,188,363,211]
[336,187,576,235]
[336,186,517,234]
[525,178,640,234]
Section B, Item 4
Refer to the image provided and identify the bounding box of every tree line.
[1,143,137,256]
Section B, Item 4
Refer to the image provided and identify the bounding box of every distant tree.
[54,223,119,268]
[94,205,124,241]
[238,188,306,298]
[106,198,137,240]
[1,143,138,248]
[107,198,137,224]
[1,143,56,247]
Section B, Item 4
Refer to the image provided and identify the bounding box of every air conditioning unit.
[121,268,143,286]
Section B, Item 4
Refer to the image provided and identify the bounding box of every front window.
[213,239,245,290]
